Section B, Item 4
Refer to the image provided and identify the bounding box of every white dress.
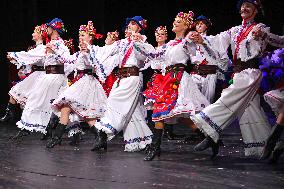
[89,38,153,152]
[191,21,284,156]
[134,38,210,123]
[8,44,46,106]
[17,38,69,134]
[52,51,107,119]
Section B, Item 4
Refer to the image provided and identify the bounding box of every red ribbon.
[233,22,256,61]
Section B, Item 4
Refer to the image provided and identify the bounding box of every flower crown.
[79,21,103,39]
[176,11,194,27]
[155,26,167,36]
[34,24,48,37]
[107,31,119,41]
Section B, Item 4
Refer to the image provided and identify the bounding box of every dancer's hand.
[46,43,55,54]
[7,52,14,61]
[252,26,265,40]
[131,32,143,42]
[188,31,204,44]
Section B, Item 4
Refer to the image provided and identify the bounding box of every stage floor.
[0,122,283,189]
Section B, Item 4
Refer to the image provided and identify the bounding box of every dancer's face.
[127,21,141,33]
[195,21,208,34]
[240,2,257,20]
[32,31,42,42]
[172,17,188,33]
[79,31,92,44]
[155,30,167,44]
[105,36,115,45]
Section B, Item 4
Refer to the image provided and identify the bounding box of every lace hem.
[17,120,47,134]
[152,110,194,122]
[68,128,84,137]
[95,120,118,140]
[190,113,220,143]
[53,97,106,119]
[124,135,153,152]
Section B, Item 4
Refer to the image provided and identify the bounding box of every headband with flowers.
[34,24,48,37]
[176,11,194,27]
[79,21,103,39]
[155,26,168,36]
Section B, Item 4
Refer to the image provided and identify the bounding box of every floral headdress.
[155,26,168,36]
[176,11,194,27]
[79,21,103,39]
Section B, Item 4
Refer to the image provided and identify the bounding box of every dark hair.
[195,20,211,34]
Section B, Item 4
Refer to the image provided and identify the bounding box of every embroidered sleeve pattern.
[182,39,197,56]
[55,52,80,64]
[133,42,163,60]
[9,45,46,68]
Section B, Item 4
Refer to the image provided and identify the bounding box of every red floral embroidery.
[144,67,184,118]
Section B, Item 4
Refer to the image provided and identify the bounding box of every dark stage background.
[0,0,283,111]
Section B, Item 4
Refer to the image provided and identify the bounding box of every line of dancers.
[1,0,284,163]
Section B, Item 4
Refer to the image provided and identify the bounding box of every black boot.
[41,114,59,140]
[194,136,220,159]
[144,128,163,161]
[261,124,284,160]
[211,140,221,159]
[183,129,205,144]
[68,123,83,146]
[144,144,151,154]
[89,126,98,138]
[69,132,81,146]
[0,102,17,122]
[46,123,66,148]
[164,124,185,140]
[90,127,107,151]
[269,141,284,164]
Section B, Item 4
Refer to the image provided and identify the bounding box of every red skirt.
[143,68,184,119]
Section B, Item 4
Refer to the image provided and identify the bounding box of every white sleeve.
[54,52,80,64]
[133,41,158,61]
[238,24,268,61]
[88,44,120,82]
[57,52,81,76]
[50,40,70,57]
[95,53,119,83]
[182,38,197,56]
[9,44,46,67]
[266,32,284,48]
[202,29,231,58]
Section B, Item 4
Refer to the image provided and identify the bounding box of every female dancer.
[133,11,213,160]
[16,18,69,136]
[1,24,47,123]
[46,21,108,148]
